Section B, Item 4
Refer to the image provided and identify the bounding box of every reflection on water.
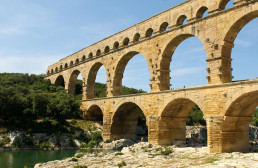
[0,149,107,168]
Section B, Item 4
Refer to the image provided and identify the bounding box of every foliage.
[73,166,88,168]
[75,153,85,158]
[115,152,124,156]
[117,161,126,167]
[186,106,206,126]
[161,147,173,155]
[71,158,78,162]
[252,108,258,126]
[0,73,81,127]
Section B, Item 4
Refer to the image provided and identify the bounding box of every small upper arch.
[88,52,93,59]
[51,69,54,73]
[219,0,233,10]
[65,63,68,69]
[70,61,74,68]
[47,70,50,75]
[75,58,80,65]
[159,22,169,32]
[176,15,188,26]
[96,49,101,56]
[145,28,154,38]
[133,33,141,43]
[55,67,58,73]
[196,6,209,19]
[113,41,119,50]
[104,46,110,53]
[60,65,63,71]
[82,55,86,62]
[123,37,130,46]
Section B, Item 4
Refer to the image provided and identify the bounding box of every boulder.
[102,139,136,150]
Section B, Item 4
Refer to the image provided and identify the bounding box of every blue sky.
[0,0,257,91]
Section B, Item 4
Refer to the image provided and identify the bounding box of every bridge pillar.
[154,117,188,145]
[102,116,112,141]
[148,116,160,145]
[205,115,224,153]
[221,116,251,153]
[205,41,233,84]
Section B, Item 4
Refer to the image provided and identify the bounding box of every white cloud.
[0,53,64,74]
[172,67,203,77]
[234,38,253,47]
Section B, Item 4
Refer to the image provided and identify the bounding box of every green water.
[0,149,98,168]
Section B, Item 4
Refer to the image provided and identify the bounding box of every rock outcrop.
[35,142,258,168]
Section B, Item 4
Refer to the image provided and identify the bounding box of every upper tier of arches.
[47,0,242,75]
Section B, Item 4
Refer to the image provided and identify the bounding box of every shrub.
[0,141,4,147]
[161,147,172,155]
[75,153,85,158]
[71,158,78,162]
[115,152,124,156]
[73,166,88,168]
[71,119,77,125]
[117,161,126,167]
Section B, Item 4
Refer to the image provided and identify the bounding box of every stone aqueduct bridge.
[45,0,258,153]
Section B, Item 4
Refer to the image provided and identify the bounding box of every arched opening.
[161,35,207,90]
[219,0,234,10]
[177,15,188,26]
[70,61,74,68]
[51,69,53,74]
[159,22,169,32]
[110,102,148,141]
[196,6,209,19]
[86,62,107,99]
[122,37,130,46]
[75,58,79,65]
[55,75,65,88]
[113,52,149,96]
[82,55,86,62]
[68,70,82,95]
[133,33,141,43]
[55,67,58,73]
[60,65,63,71]
[104,46,110,53]
[85,105,103,124]
[145,28,153,38]
[96,49,101,56]
[113,41,119,50]
[222,91,258,152]
[88,52,93,59]
[47,70,50,75]
[223,12,258,82]
[159,98,206,147]
[65,63,68,69]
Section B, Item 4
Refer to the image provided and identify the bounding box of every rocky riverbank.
[35,142,258,168]
[0,121,103,150]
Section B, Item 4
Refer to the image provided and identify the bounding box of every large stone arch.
[112,51,151,96]
[158,97,206,145]
[68,69,82,94]
[54,75,65,87]
[159,33,208,90]
[110,102,147,141]
[85,104,104,122]
[219,9,258,83]
[221,89,258,152]
[86,62,108,99]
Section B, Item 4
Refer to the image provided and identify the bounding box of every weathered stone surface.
[35,142,258,168]
[44,0,258,153]
[101,139,136,150]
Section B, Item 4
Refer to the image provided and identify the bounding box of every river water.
[0,149,105,168]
